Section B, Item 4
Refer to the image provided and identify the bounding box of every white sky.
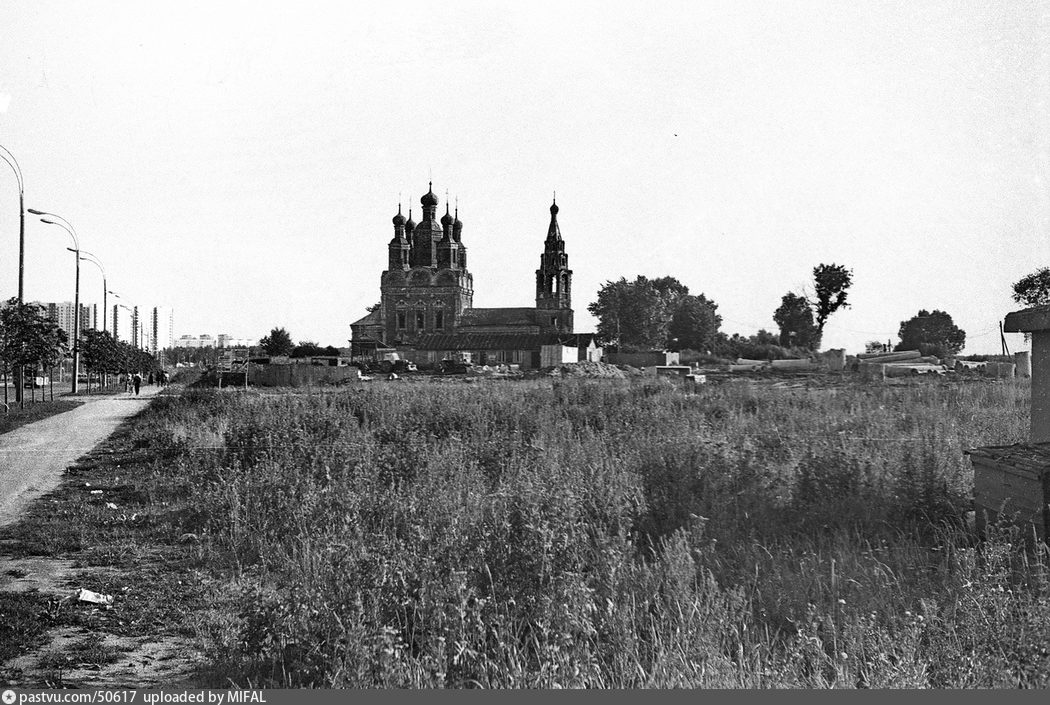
[0,0,1047,353]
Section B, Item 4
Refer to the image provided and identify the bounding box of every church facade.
[350,184,595,367]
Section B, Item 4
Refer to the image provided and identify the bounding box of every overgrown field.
[104,377,1050,687]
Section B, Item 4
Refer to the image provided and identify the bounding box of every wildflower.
[837,599,846,605]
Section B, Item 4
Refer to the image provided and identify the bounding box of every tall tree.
[811,263,853,334]
[587,276,691,350]
[259,327,294,356]
[1012,267,1050,308]
[896,309,966,358]
[773,292,821,349]
[668,294,722,351]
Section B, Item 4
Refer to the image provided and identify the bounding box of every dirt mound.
[547,361,627,379]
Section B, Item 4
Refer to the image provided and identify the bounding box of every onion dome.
[440,204,454,227]
[420,182,438,208]
[547,196,561,240]
[453,208,463,242]
[392,204,405,226]
[405,207,416,232]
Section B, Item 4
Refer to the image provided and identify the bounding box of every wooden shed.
[967,444,1050,542]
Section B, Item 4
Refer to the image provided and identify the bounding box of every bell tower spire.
[535,197,573,332]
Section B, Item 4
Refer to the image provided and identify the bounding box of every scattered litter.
[74,588,114,606]
[105,502,119,510]
[89,490,103,495]
[179,533,200,544]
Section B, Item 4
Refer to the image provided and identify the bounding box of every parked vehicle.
[436,358,470,375]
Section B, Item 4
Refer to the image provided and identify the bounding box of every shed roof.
[350,309,382,328]
[1004,304,1050,333]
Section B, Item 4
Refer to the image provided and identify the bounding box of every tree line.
[586,263,999,360]
[162,327,340,368]
[80,328,161,384]
[587,264,858,358]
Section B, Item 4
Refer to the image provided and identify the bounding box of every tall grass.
[128,377,1049,687]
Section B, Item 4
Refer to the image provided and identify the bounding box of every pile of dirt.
[547,361,628,379]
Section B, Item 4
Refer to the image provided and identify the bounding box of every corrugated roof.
[412,332,598,351]
[458,307,540,327]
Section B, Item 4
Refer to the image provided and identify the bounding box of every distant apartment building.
[45,302,91,340]
[217,334,255,348]
[173,334,224,348]
[112,305,134,344]
[151,306,175,354]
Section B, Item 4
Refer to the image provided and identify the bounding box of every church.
[350,183,599,368]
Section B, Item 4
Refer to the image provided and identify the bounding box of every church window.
[416,310,425,329]
[397,311,406,330]
[435,310,444,329]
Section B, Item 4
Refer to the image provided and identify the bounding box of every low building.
[407,332,600,369]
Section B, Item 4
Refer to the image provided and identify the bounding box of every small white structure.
[540,344,577,368]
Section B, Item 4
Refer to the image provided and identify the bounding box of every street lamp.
[76,250,107,332]
[29,210,81,394]
[1,145,27,402]
[109,290,138,348]
[0,145,25,301]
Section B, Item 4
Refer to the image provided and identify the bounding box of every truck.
[373,349,417,374]
[436,351,472,375]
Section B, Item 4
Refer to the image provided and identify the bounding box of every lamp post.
[77,251,107,390]
[0,145,25,301]
[77,251,107,332]
[1,145,26,402]
[109,291,138,348]
[28,210,81,394]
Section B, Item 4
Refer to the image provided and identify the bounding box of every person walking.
[132,372,142,396]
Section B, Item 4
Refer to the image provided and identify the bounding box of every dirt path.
[0,384,209,688]
[0,387,162,529]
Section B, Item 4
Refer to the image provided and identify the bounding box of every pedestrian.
[148,371,155,385]
[133,372,142,396]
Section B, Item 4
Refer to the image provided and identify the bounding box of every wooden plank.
[973,476,1045,515]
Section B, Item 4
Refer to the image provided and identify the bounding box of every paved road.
[0,386,162,528]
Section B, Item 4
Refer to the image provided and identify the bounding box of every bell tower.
[535,198,573,332]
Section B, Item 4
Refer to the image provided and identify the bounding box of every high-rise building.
[112,304,134,344]
[46,302,92,340]
[151,306,174,354]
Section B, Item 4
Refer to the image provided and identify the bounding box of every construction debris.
[74,588,114,606]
